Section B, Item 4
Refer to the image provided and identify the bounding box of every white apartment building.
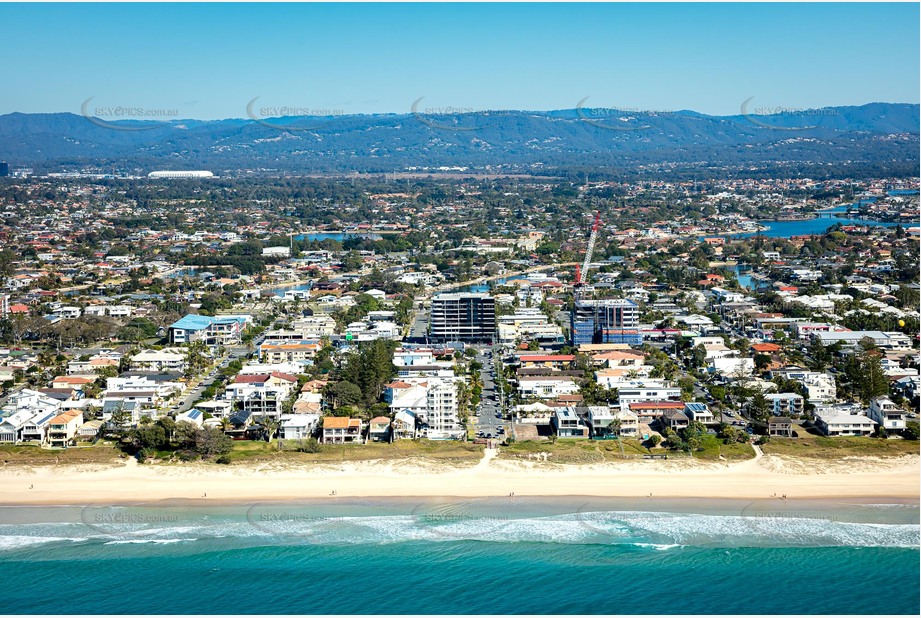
[129,348,188,373]
[867,396,907,431]
[815,410,876,437]
[517,376,580,400]
[616,381,682,410]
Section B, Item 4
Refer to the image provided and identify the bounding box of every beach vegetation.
[194,427,234,458]
[760,434,920,458]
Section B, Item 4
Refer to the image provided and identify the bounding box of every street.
[471,345,506,440]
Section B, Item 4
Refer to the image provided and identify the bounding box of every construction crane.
[574,211,602,287]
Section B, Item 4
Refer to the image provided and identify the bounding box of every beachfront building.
[321,416,363,444]
[551,408,589,438]
[584,406,639,438]
[278,414,320,440]
[0,411,34,443]
[0,389,63,444]
[392,410,418,440]
[768,417,794,438]
[867,396,907,432]
[383,376,462,439]
[368,416,391,442]
[176,408,204,427]
[814,409,877,437]
[224,372,299,419]
[47,410,84,448]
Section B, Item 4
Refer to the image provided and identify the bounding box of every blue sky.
[1,2,918,119]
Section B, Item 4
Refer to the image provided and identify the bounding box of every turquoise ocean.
[0,497,918,614]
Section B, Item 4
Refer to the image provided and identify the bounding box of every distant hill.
[0,103,917,178]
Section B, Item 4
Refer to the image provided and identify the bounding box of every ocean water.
[0,497,918,614]
[734,215,898,239]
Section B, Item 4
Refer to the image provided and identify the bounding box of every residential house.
[551,408,588,438]
[47,410,84,448]
[392,409,418,440]
[867,397,907,432]
[368,416,391,442]
[518,375,580,400]
[684,402,716,426]
[662,410,690,431]
[278,414,320,440]
[628,400,686,423]
[0,411,34,443]
[21,410,59,444]
[768,417,794,438]
[814,410,876,437]
[50,375,95,391]
[321,416,363,444]
[176,408,204,427]
[584,406,639,438]
[616,381,682,410]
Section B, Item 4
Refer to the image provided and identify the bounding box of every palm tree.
[607,418,622,440]
[261,417,280,443]
[606,417,626,458]
[219,416,232,434]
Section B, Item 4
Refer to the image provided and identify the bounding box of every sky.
[1,2,918,120]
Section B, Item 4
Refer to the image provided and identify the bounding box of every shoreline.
[1,453,917,506]
[2,494,917,509]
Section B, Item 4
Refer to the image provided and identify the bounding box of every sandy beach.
[0,448,918,505]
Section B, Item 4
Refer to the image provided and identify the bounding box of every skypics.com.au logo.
[410,97,518,132]
[81,97,180,131]
[246,97,346,132]
[740,96,840,131]
[576,97,675,131]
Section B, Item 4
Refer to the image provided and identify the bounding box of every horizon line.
[1,100,918,123]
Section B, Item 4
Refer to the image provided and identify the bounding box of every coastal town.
[0,173,918,466]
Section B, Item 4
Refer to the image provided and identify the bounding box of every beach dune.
[1,449,918,505]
